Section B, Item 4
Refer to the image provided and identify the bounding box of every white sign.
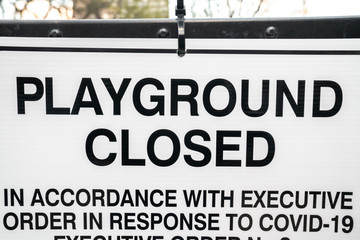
[0,37,359,240]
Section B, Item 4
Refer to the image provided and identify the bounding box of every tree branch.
[253,0,264,17]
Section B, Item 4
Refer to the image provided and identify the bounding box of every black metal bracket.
[176,0,186,57]
[1,17,360,39]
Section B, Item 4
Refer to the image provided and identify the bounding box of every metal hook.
[176,0,186,57]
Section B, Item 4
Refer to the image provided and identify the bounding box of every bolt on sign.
[0,18,360,240]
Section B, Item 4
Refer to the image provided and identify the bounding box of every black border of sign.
[1,16,359,55]
[0,46,360,55]
[0,16,360,39]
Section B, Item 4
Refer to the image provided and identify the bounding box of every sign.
[0,37,360,240]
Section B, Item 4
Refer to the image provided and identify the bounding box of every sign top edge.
[0,16,359,39]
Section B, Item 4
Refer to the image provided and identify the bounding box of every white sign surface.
[0,37,359,240]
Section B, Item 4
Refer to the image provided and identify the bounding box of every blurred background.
[0,0,359,20]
